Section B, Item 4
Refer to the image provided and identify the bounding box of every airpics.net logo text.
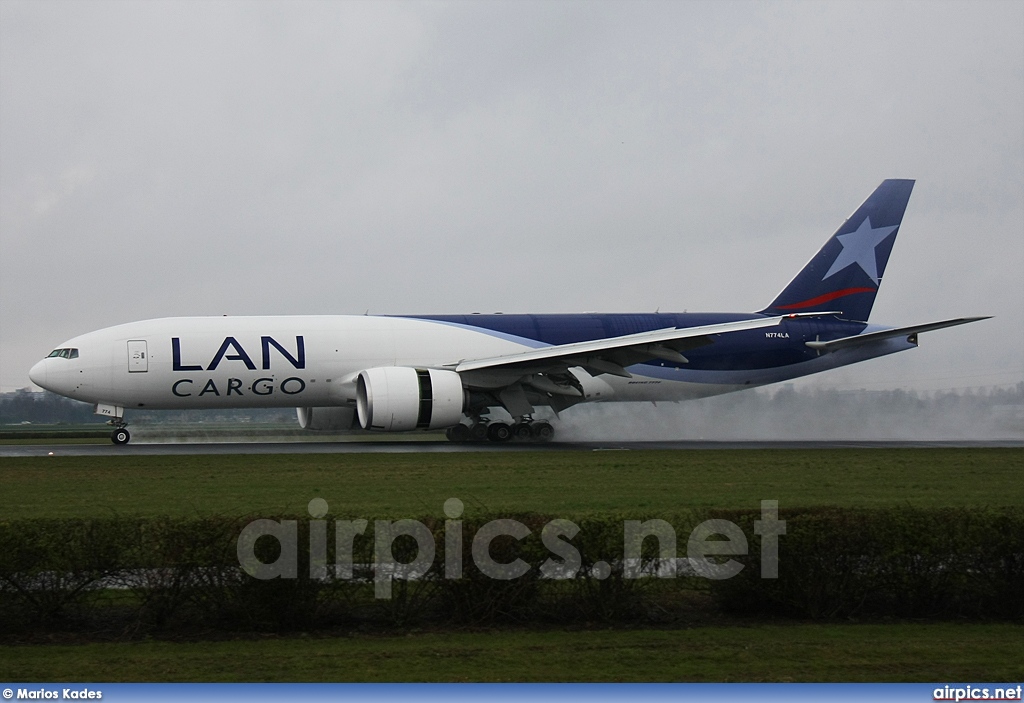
[934,684,1023,701]
[235,498,786,599]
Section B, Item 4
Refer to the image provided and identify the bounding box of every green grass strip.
[2,448,1021,518]
[2,623,1022,682]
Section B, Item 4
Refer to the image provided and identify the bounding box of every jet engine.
[356,367,466,431]
[296,406,357,431]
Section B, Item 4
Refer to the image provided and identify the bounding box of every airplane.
[29,179,987,445]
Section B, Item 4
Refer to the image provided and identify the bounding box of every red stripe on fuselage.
[776,287,876,310]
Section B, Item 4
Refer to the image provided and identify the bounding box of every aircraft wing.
[805,316,990,353]
[454,315,792,379]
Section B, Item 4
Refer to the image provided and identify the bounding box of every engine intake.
[356,367,466,431]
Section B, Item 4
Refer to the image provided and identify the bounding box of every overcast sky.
[1,0,1021,394]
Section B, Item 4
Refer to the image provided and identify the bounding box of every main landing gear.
[445,416,554,443]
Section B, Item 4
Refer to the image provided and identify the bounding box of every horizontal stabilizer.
[805,317,990,352]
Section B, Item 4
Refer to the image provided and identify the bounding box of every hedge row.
[716,507,1024,620]
[0,508,1020,634]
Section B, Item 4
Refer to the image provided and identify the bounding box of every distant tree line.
[0,389,103,425]
[0,389,294,426]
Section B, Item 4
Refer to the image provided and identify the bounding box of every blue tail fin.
[761,179,915,322]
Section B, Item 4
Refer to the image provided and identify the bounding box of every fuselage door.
[128,340,148,373]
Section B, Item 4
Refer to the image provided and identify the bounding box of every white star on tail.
[822,217,899,284]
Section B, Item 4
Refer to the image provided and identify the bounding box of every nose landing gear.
[108,419,131,445]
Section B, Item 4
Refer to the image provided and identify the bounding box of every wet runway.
[2,439,1020,457]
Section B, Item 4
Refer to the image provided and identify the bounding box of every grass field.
[1,448,1021,519]
[2,447,1022,682]
[2,623,1022,682]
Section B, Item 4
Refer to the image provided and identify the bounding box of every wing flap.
[455,316,791,374]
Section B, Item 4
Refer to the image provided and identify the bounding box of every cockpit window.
[47,349,62,358]
[69,348,79,359]
[46,348,78,359]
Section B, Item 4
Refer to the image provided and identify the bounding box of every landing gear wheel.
[487,422,512,442]
[446,424,470,442]
[469,422,489,442]
[512,422,533,441]
[111,427,131,445]
[532,421,554,442]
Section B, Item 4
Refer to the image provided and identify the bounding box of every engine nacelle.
[296,406,357,431]
[356,367,466,431]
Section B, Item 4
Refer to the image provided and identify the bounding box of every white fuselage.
[28,314,912,416]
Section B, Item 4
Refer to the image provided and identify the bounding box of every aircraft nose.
[29,359,48,389]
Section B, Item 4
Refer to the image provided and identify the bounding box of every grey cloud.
[1,0,1021,395]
